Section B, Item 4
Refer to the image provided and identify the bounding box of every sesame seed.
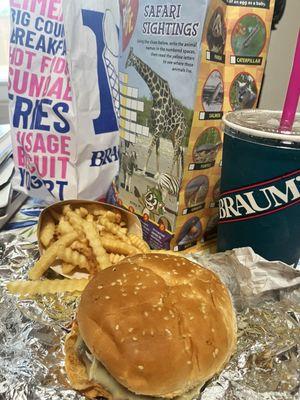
[120,338,125,343]
[158,307,162,311]
[138,365,144,370]
[115,325,119,330]
[111,282,116,286]
[139,268,144,272]
[132,337,138,341]
[154,280,158,284]
[187,361,192,365]
[189,316,194,320]
[122,273,127,278]
[128,328,134,332]
[142,330,146,336]
[144,311,149,317]
[211,328,215,332]
[163,316,169,321]
[206,289,210,294]
[105,296,110,299]
[97,285,103,289]
[165,329,172,336]
[150,329,154,336]
[142,286,147,289]
[137,282,143,286]
[134,291,138,295]
[122,293,127,297]
[133,267,138,271]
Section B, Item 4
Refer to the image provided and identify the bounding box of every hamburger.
[65,253,236,399]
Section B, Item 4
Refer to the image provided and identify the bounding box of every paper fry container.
[37,200,143,278]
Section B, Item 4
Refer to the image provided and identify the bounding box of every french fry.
[71,241,93,259]
[81,219,111,269]
[98,216,130,244]
[63,205,83,228]
[28,232,78,280]
[86,214,94,223]
[109,253,126,264]
[40,215,55,248]
[63,206,87,240]
[7,278,89,296]
[80,207,89,217]
[62,263,76,274]
[94,210,122,224]
[95,223,105,234]
[128,233,150,253]
[101,237,139,256]
[57,217,76,236]
[58,247,89,269]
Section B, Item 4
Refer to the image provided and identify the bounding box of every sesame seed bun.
[66,253,236,398]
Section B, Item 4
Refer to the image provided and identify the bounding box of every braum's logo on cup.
[219,169,300,223]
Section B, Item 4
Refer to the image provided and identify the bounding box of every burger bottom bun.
[65,322,203,400]
[65,322,111,399]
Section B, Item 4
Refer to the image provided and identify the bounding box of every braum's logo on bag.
[219,170,300,223]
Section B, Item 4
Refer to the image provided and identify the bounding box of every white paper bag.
[9,0,120,202]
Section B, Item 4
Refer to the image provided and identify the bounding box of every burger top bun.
[77,253,236,398]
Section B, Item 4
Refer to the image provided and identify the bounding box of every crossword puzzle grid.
[119,72,149,143]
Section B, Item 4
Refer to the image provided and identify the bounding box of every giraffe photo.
[125,47,187,179]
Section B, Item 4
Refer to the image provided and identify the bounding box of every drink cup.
[218,110,300,266]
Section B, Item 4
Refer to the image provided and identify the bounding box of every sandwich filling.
[75,334,201,400]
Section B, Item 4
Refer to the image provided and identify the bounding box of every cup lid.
[223,110,300,143]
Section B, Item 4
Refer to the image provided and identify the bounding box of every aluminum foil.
[0,234,299,400]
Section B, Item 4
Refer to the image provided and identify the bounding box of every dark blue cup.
[218,110,300,266]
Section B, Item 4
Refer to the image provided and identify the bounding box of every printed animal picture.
[231,14,266,57]
[213,179,220,202]
[126,48,187,178]
[206,7,227,54]
[134,185,165,221]
[203,213,219,241]
[192,127,222,164]
[176,217,202,246]
[120,143,137,191]
[230,72,258,110]
[202,70,224,112]
[156,173,180,202]
[185,175,209,208]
